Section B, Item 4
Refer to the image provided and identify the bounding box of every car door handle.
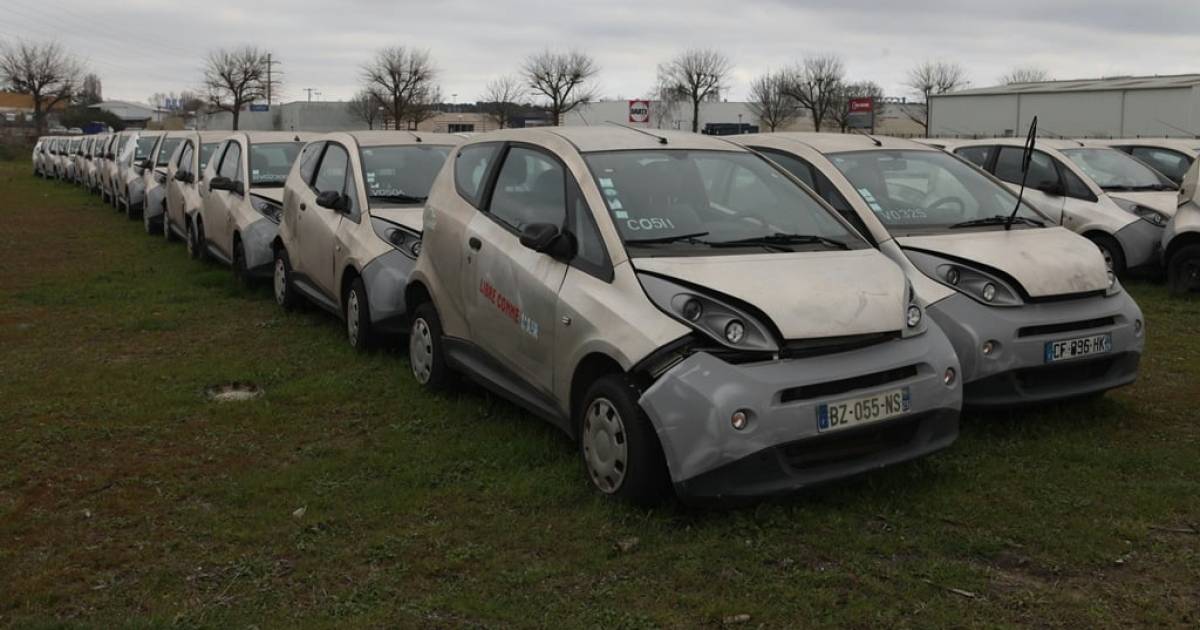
[468,237,482,251]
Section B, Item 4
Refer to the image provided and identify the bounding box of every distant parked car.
[1086,138,1200,185]
[163,131,227,244]
[273,131,462,350]
[943,138,1174,274]
[116,131,163,218]
[193,131,319,282]
[102,132,136,207]
[1164,160,1200,294]
[139,131,187,234]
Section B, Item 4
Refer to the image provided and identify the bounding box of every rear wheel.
[189,219,207,261]
[1087,233,1126,276]
[273,249,297,309]
[345,278,373,351]
[577,375,671,505]
[1168,244,1200,296]
[232,238,252,287]
[409,302,451,388]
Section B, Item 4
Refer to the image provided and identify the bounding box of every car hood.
[248,188,284,204]
[1109,191,1179,217]
[370,206,423,232]
[899,228,1109,297]
[632,249,906,339]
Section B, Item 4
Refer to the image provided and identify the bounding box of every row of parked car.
[28,126,1200,503]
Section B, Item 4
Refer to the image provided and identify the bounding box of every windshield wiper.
[950,215,1044,229]
[711,232,849,250]
[624,231,712,245]
[1104,184,1175,192]
[370,193,427,203]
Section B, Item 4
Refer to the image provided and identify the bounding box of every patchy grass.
[0,159,1198,628]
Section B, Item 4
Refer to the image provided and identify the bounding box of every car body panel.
[165,131,228,240]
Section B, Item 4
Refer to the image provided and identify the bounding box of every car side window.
[1059,164,1096,201]
[455,143,500,208]
[955,145,994,169]
[568,182,611,280]
[177,142,194,175]
[298,141,324,186]
[994,147,1058,190]
[487,146,567,231]
[218,142,241,181]
[1130,147,1191,182]
[753,148,870,238]
[314,144,349,194]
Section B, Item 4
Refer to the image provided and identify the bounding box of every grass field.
[1,157,1198,628]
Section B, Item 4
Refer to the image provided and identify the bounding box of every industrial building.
[929,74,1200,138]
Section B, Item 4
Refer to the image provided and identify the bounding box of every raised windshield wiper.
[370,193,427,203]
[624,231,712,245]
[711,232,849,250]
[950,215,1044,229]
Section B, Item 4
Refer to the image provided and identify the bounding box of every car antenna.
[605,121,668,145]
[408,131,423,143]
[293,134,300,142]
[1006,116,1038,231]
[851,127,882,147]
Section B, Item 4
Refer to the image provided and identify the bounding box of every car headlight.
[250,196,282,223]
[906,250,1022,307]
[639,273,779,353]
[1112,198,1168,227]
[370,217,422,259]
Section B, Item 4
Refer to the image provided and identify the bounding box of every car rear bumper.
[927,291,1144,407]
[639,325,962,500]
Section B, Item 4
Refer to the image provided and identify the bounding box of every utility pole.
[304,88,316,103]
[265,53,283,106]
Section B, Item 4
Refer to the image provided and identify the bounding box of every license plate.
[1044,333,1112,363]
[817,387,910,434]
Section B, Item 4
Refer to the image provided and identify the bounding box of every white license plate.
[1044,333,1112,363]
[816,387,911,434]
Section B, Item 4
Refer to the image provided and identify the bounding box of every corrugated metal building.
[928,74,1200,138]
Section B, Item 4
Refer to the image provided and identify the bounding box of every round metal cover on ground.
[205,382,263,402]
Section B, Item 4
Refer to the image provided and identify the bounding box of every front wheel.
[188,219,206,261]
[1168,244,1200,296]
[273,249,297,309]
[577,375,671,505]
[1088,234,1127,277]
[409,302,451,388]
[345,278,374,351]
[232,239,252,287]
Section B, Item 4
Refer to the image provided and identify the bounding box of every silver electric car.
[139,131,187,234]
[1164,160,1200,294]
[116,131,164,219]
[274,131,462,350]
[164,131,227,244]
[407,127,963,503]
[732,133,1144,407]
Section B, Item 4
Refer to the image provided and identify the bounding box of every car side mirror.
[233,180,245,196]
[209,176,232,192]
[314,189,348,211]
[519,223,576,260]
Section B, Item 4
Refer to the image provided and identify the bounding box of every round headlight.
[946,267,960,285]
[906,305,922,328]
[725,320,745,344]
[982,283,997,302]
[681,299,703,322]
[411,240,422,257]
[1107,270,1116,288]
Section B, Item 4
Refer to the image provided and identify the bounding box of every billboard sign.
[628,99,650,124]
[249,104,270,112]
[847,97,875,130]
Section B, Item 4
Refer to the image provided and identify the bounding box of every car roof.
[732,132,937,153]
[1085,138,1200,154]
[944,137,1096,151]
[328,130,465,148]
[467,126,744,153]
[234,131,322,143]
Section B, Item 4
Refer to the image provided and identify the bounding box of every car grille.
[782,415,922,470]
[1018,317,1115,338]
[779,365,919,403]
[779,332,900,360]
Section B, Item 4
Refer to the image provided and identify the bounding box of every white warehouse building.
[928,74,1200,138]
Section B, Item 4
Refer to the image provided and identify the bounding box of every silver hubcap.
[582,397,628,494]
[409,317,434,384]
[347,291,360,346]
[274,258,287,305]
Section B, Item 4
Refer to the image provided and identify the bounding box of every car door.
[976,146,1066,225]
[300,142,348,298]
[167,141,193,229]
[462,144,572,394]
[209,140,242,257]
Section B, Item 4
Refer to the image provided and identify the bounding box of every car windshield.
[827,149,1044,232]
[582,150,864,255]
[199,143,219,170]
[134,136,159,160]
[360,144,451,204]
[249,142,302,187]
[156,137,183,166]
[1060,148,1175,191]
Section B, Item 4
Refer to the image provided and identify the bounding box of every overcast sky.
[3,0,1199,106]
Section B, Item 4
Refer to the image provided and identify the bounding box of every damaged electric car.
[730,133,1144,407]
[406,127,963,503]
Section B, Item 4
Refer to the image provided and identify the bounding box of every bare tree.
[746,70,803,132]
[522,49,598,125]
[203,46,270,131]
[1000,66,1050,85]
[783,54,845,132]
[343,90,380,129]
[660,49,731,132]
[904,60,969,136]
[0,40,83,134]
[361,46,440,130]
[79,73,102,105]
[830,80,884,132]
[480,75,526,129]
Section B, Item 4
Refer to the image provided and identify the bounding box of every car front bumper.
[1115,219,1164,270]
[927,291,1143,407]
[144,182,167,220]
[639,325,962,501]
[362,249,418,333]
[241,217,280,277]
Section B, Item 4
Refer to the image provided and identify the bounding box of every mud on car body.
[273,131,462,350]
[942,138,1175,275]
[407,127,963,503]
[194,131,320,282]
[732,133,1145,408]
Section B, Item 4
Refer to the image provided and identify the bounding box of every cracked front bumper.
[362,249,418,333]
[639,325,962,500]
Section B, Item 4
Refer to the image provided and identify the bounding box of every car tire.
[125,195,138,221]
[191,219,208,262]
[345,278,373,351]
[232,238,252,287]
[409,302,451,389]
[577,375,671,505]
[163,214,176,242]
[1168,244,1200,296]
[143,207,158,235]
[273,249,297,310]
[1087,234,1126,276]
